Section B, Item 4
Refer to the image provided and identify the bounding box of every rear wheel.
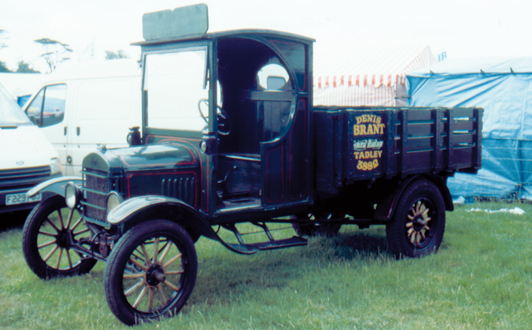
[386,180,446,258]
[21,195,96,279]
[104,220,197,326]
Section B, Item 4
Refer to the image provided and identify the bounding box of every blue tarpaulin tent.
[407,57,532,200]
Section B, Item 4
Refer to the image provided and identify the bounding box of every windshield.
[143,46,209,132]
[0,83,31,127]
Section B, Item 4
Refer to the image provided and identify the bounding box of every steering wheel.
[198,99,232,136]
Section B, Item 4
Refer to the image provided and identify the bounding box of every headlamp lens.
[107,192,122,212]
[65,182,79,209]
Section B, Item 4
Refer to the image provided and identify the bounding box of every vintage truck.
[21,4,482,326]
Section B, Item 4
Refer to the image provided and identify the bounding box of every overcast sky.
[1,0,531,73]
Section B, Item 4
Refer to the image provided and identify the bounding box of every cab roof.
[132,29,315,47]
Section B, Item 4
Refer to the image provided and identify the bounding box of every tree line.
[0,29,129,73]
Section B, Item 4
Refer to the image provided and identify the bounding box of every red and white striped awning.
[316,73,406,89]
[313,44,436,106]
[314,84,398,107]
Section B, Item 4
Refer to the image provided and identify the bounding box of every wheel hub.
[406,200,432,246]
[146,265,166,286]
[413,216,428,231]
[55,229,71,249]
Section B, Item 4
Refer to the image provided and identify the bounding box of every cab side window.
[256,61,293,142]
[26,84,67,127]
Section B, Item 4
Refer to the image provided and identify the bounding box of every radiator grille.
[0,166,51,189]
[82,169,115,222]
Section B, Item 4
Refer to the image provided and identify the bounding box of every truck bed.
[313,106,483,193]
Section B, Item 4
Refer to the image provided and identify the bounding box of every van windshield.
[0,84,31,127]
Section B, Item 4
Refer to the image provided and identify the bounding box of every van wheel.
[386,180,445,258]
[292,213,342,237]
[104,220,197,326]
[21,195,97,279]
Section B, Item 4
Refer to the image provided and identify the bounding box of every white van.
[0,82,62,216]
[23,59,142,176]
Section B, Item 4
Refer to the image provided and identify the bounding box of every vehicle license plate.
[5,192,42,205]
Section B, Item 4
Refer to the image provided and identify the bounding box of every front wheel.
[21,195,96,279]
[104,220,198,326]
[386,180,446,258]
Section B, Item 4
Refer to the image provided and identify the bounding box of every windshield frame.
[141,40,216,139]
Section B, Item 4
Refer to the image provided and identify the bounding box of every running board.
[218,222,308,255]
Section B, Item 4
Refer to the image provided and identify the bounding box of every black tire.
[386,180,446,258]
[104,220,198,326]
[21,195,97,279]
[292,213,342,237]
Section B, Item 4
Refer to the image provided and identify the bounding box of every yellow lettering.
[356,159,380,171]
[355,115,382,124]
[367,124,374,135]
[354,122,386,136]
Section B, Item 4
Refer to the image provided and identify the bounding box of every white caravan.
[0,82,62,216]
[23,59,142,176]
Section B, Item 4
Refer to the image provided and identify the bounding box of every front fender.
[27,176,82,198]
[107,195,218,240]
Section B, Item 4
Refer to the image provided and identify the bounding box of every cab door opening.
[215,37,295,211]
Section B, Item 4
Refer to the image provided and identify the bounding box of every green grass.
[1,201,532,329]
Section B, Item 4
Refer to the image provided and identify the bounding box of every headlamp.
[65,182,81,209]
[106,191,123,212]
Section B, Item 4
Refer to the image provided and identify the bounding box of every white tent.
[313,43,436,106]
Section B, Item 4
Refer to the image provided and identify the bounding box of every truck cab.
[132,28,313,217]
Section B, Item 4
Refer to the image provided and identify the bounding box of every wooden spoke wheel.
[406,199,434,247]
[386,180,446,258]
[104,220,197,325]
[22,195,96,279]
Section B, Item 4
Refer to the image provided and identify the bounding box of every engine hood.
[0,124,59,169]
[82,143,199,173]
